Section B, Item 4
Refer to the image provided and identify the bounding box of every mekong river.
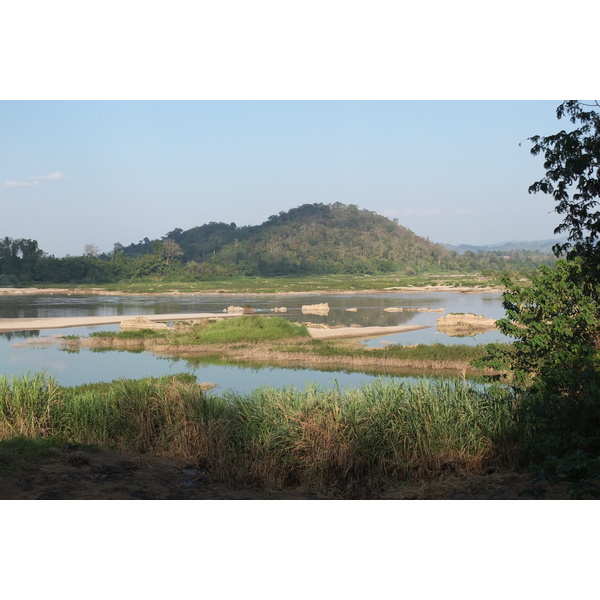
[0,292,508,393]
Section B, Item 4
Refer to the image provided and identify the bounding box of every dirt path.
[0,444,565,500]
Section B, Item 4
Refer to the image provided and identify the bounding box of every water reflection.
[0,329,42,340]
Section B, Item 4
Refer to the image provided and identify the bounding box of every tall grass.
[0,372,522,492]
[223,380,521,488]
[0,373,60,438]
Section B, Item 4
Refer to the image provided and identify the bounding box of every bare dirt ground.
[0,444,569,500]
[0,446,316,500]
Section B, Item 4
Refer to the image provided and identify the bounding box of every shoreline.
[0,313,237,332]
[0,284,505,297]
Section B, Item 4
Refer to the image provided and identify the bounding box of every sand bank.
[0,313,234,332]
[307,324,429,340]
[0,312,430,341]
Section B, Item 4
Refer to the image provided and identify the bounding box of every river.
[0,291,508,392]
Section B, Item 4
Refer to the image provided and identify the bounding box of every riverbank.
[0,373,532,499]
[0,281,506,296]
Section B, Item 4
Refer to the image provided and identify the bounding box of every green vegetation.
[90,329,168,340]
[0,373,520,492]
[60,321,504,378]
[173,316,309,344]
[69,272,508,294]
[78,317,309,347]
[288,339,511,363]
[1,203,553,287]
[477,101,600,497]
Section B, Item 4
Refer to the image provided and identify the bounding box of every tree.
[162,238,183,265]
[527,100,600,269]
[84,243,101,258]
[478,101,600,460]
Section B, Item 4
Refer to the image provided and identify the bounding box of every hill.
[1,203,557,285]
[444,238,567,255]
[123,203,455,276]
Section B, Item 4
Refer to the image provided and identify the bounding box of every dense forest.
[1,203,554,284]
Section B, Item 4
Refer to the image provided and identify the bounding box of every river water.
[0,292,508,392]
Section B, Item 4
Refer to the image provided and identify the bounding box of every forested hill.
[123,203,454,275]
[1,203,556,284]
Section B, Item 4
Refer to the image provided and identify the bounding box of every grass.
[32,271,506,295]
[89,329,167,340]
[0,372,523,492]
[175,316,309,344]
[81,317,309,346]
[285,339,512,364]
[63,324,507,380]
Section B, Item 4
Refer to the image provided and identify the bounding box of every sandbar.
[0,313,430,341]
[307,324,429,340]
[0,313,234,332]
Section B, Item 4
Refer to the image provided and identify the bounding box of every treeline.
[1,204,554,284]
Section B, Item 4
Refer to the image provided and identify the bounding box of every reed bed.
[0,373,522,491]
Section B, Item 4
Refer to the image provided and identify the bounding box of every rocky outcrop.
[436,313,497,336]
[120,316,170,331]
[224,306,255,314]
[302,303,330,316]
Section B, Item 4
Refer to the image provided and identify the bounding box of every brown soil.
[0,445,316,500]
[0,444,570,500]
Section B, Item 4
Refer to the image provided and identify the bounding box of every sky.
[1,100,572,257]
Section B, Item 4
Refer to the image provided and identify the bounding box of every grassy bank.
[16,272,507,294]
[0,372,522,493]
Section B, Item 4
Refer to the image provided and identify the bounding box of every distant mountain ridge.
[443,238,568,255]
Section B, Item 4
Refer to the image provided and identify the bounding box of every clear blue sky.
[0,100,569,257]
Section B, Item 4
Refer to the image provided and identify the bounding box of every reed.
[0,373,60,438]
[0,372,523,492]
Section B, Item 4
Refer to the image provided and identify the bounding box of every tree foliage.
[480,101,600,460]
[528,100,600,267]
[492,260,600,452]
[119,202,551,278]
